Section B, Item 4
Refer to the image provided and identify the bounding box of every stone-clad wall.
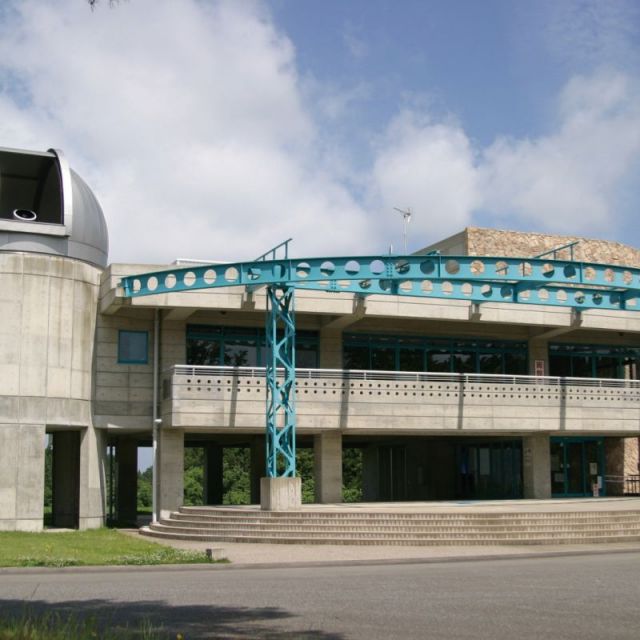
[465,227,640,268]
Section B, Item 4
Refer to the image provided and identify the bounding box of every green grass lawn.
[0,612,171,639]
[0,528,215,568]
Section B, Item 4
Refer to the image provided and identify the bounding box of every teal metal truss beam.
[265,286,296,477]
[120,254,640,312]
[119,252,640,480]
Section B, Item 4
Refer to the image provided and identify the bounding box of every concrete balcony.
[161,365,640,435]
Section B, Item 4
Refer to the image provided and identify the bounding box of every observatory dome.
[0,147,109,268]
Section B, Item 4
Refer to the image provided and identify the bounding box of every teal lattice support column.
[265,285,296,478]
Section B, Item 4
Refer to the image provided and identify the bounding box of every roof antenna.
[393,207,412,254]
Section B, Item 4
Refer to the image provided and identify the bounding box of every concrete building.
[1,145,639,531]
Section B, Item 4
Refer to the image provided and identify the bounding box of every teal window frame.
[118,330,149,365]
[343,333,528,375]
[186,324,319,368]
[550,437,606,497]
[549,343,640,380]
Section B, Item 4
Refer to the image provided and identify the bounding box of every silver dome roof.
[0,147,109,268]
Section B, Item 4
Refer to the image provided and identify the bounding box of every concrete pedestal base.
[260,477,302,511]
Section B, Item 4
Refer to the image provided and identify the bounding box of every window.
[185,325,319,368]
[344,332,528,375]
[118,330,149,364]
[549,343,640,379]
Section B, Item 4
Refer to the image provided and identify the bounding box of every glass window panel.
[452,351,475,373]
[186,338,221,366]
[478,352,503,374]
[343,345,369,369]
[428,349,451,372]
[594,356,619,379]
[550,441,565,495]
[398,348,424,372]
[572,355,592,378]
[118,330,148,364]
[549,355,571,377]
[296,344,318,368]
[223,339,257,367]
[623,356,639,380]
[504,352,527,375]
[371,347,395,371]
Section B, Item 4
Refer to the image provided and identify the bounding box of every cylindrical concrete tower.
[0,146,109,530]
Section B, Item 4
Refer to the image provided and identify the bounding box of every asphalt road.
[1,552,639,639]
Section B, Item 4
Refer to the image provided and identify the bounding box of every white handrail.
[166,364,640,389]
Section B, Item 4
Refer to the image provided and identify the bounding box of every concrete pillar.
[116,438,138,525]
[158,428,184,519]
[78,427,107,530]
[314,432,343,503]
[523,434,552,499]
[204,444,223,505]
[52,431,80,528]
[528,337,548,376]
[319,328,343,369]
[250,437,265,504]
[0,424,46,531]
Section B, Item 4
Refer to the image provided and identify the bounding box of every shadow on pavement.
[0,598,345,639]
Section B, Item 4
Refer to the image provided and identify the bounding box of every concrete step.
[160,518,640,534]
[170,512,640,526]
[152,521,640,537]
[139,505,640,546]
[140,526,640,546]
[178,507,640,521]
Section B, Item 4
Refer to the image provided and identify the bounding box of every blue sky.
[0,0,639,262]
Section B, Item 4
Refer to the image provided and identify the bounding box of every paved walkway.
[129,498,640,567]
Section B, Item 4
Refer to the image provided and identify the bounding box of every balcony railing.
[169,364,640,389]
[163,365,640,432]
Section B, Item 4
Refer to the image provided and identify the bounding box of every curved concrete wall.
[0,252,104,530]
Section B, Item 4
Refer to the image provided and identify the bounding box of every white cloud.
[371,111,480,249]
[367,70,640,247]
[480,71,640,233]
[0,1,638,264]
[0,0,373,263]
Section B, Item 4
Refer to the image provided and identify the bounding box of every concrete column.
[52,431,80,528]
[250,437,265,504]
[158,428,184,519]
[523,434,552,499]
[319,328,343,369]
[0,424,46,531]
[528,337,548,376]
[116,438,138,525]
[204,444,223,505]
[78,426,107,530]
[314,432,343,503]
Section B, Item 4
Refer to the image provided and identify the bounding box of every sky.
[0,0,639,263]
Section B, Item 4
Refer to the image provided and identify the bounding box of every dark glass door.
[378,445,407,501]
[550,438,605,497]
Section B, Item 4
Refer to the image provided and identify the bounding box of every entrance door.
[378,445,406,501]
[550,438,604,497]
[457,441,522,499]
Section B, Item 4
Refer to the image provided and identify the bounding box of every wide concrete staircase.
[140,505,640,546]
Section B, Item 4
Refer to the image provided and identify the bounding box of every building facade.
[1,146,639,531]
